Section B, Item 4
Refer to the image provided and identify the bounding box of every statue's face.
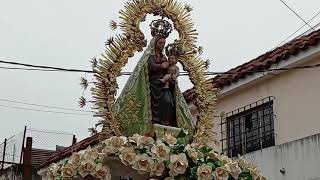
[169,55,177,65]
[156,38,166,51]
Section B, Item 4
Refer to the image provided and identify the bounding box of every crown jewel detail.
[150,19,172,38]
[166,41,185,57]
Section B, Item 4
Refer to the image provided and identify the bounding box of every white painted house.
[184,29,320,180]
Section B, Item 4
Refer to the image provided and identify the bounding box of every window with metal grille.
[220,97,275,157]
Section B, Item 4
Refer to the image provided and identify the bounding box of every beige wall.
[213,55,320,150]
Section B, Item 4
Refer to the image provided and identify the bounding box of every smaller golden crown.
[150,19,173,38]
[165,40,185,57]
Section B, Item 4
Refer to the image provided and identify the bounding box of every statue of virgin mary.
[115,19,194,137]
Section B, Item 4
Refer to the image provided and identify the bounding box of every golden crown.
[150,19,173,38]
[165,41,185,57]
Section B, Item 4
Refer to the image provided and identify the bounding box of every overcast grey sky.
[1,0,319,142]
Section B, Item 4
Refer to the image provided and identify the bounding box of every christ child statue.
[160,55,179,87]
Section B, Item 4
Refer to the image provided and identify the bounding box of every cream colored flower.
[213,167,229,180]
[168,153,188,176]
[48,163,60,176]
[68,153,83,169]
[185,144,202,163]
[164,177,174,180]
[119,147,137,166]
[196,164,213,180]
[249,167,261,180]
[78,159,96,177]
[102,136,127,155]
[225,162,241,179]
[237,157,253,170]
[101,142,117,155]
[207,150,220,161]
[61,163,76,178]
[150,161,165,177]
[83,147,99,161]
[207,151,231,164]
[164,133,177,146]
[95,164,111,180]
[132,154,154,174]
[129,134,143,143]
[256,175,267,180]
[151,143,170,162]
[219,155,232,164]
[130,134,154,149]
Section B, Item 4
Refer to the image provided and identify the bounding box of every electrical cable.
[0,104,94,116]
[277,10,320,46]
[279,0,314,30]
[0,98,92,113]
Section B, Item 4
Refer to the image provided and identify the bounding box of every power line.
[1,59,320,76]
[0,104,94,116]
[0,60,93,73]
[0,98,92,113]
[0,66,61,72]
[277,10,320,46]
[279,0,314,30]
[27,128,74,136]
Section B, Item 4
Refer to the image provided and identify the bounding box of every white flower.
[78,159,96,177]
[185,144,203,163]
[95,164,111,180]
[168,153,188,176]
[132,154,154,174]
[68,152,83,169]
[256,175,267,180]
[48,163,60,177]
[164,177,174,180]
[83,147,99,161]
[164,133,177,146]
[61,163,76,178]
[130,134,154,149]
[207,150,220,161]
[102,136,128,154]
[225,162,242,179]
[151,143,170,162]
[237,157,253,170]
[119,147,137,166]
[207,151,231,164]
[213,167,229,180]
[150,161,165,177]
[196,164,214,180]
[249,167,261,180]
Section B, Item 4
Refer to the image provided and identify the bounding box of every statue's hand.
[161,62,169,69]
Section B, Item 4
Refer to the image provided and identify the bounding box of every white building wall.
[243,133,320,180]
[214,54,320,148]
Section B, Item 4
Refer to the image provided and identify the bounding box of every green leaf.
[138,148,147,154]
[238,170,253,180]
[218,160,225,167]
[164,160,171,167]
[200,146,213,155]
[190,166,198,179]
[177,130,187,138]
[207,161,216,170]
[94,158,102,164]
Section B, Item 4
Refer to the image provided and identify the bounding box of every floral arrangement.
[47,132,266,180]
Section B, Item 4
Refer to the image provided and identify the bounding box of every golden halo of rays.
[91,0,218,147]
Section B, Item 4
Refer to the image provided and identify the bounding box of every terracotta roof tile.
[38,134,99,169]
[183,29,320,103]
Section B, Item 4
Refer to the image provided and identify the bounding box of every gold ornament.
[91,0,218,147]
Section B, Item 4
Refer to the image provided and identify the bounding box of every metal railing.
[220,96,276,157]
